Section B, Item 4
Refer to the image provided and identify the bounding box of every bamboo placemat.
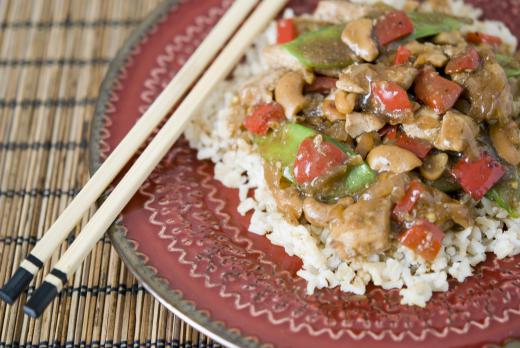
[0,1,221,347]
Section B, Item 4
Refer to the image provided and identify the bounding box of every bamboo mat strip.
[0,1,222,347]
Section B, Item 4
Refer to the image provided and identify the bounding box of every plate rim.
[88,1,260,347]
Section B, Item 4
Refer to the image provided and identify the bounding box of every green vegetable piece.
[406,12,467,40]
[346,163,377,194]
[256,123,316,168]
[486,177,520,218]
[496,54,520,78]
[283,25,354,69]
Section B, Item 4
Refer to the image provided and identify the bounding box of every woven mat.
[0,1,220,347]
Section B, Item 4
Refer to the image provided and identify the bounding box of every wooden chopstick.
[23,0,289,318]
[0,0,259,305]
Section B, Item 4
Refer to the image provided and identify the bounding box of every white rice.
[184,1,520,306]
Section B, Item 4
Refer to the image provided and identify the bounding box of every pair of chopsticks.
[0,0,288,318]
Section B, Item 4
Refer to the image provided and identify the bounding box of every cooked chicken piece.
[275,71,308,118]
[410,185,473,229]
[313,1,389,23]
[263,45,306,71]
[337,64,418,94]
[240,70,286,106]
[367,145,422,174]
[361,172,411,203]
[405,41,448,68]
[341,18,379,62]
[401,107,441,143]
[345,112,385,138]
[381,65,419,90]
[302,197,353,228]
[337,64,378,94]
[433,110,479,154]
[328,198,392,259]
[451,59,514,124]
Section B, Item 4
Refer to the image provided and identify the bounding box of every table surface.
[0,1,221,347]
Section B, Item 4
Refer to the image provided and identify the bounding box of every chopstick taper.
[23,0,288,318]
[0,0,259,305]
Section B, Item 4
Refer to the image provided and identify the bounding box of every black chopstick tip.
[0,267,34,304]
[23,281,58,318]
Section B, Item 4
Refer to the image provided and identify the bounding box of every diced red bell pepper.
[294,137,348,184]
[243,103,285,135]
[277,18,298,44]
[372,81,412,112]
[400,219,444,262]
[452,152,505,200]
[395,132,432,158]
[393,180,427,222]
[445,47,481,74]
[375,11,414,46]
[394,46,412,65]
[466,32,502,46]
[414,69,463,114]
[304,76,338,94]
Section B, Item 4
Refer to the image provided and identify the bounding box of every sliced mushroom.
[302,197,352,228]
[341,18,379,62]
[420,152,448,181]
[274,71,308,118]
[490,124,520,165]
[334,90,357,114]
[345,112,385,138]
[355,131,380,158]
[367,144,422,174]
[322,99,345,121]
[434,110,479,155]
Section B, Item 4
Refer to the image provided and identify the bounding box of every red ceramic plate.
[91,1,520,347]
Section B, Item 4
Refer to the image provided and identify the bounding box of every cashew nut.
[420,152,448,181]
[367,145,422,174]
[355,131,380,158]
[274,71,308,118]
[334,90,357,114]
[322,99,345,122]
[341,18,379,62]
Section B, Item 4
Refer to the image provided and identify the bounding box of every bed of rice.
[184,1,520,307]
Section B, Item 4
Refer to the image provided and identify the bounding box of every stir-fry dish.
[241,1,520,263]
[186,0,520,305]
